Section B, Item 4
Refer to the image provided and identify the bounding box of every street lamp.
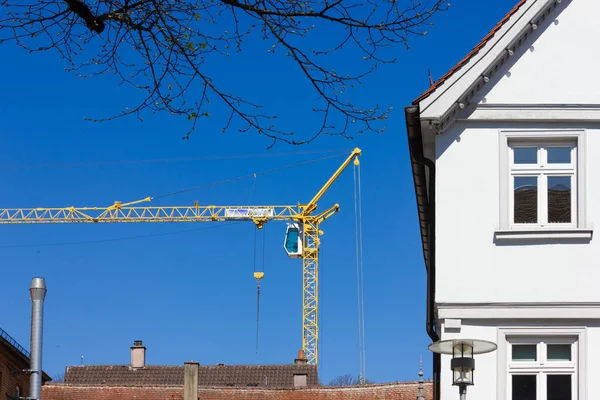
[428,338,497,400]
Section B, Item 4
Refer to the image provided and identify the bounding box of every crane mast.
[0,148,362,365]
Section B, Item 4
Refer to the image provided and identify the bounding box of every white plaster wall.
[439,322,498,400]
[483,0,600,105]
[439,322,600,400]
[435,121,600,304]
[586,326,600,400]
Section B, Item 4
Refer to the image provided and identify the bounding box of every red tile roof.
[64,364,318,388]
[42,381,433,400]
[414,0,528,103]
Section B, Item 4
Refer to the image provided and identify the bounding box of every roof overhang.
[405,105,430,269]
[418,0,560,134]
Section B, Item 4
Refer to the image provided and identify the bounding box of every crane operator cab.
[284,223,303,258]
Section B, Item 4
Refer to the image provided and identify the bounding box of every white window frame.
[497,327,587,400]
[509,141,577,229]
[497,130,591,241]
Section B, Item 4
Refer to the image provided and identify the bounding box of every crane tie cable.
[152,153,348,200]
[0,149,354,169]
[0,222,246,248]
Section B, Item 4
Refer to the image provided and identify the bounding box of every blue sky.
[0,0,517,385]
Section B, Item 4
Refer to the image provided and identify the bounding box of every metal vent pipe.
[29,277,47,400]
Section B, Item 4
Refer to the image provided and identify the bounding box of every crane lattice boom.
[0,205,301,224]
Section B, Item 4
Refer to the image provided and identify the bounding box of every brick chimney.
[294,350,307,365]
[130,340,146,369]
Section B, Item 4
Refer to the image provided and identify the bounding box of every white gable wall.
[435,121,600,304]
[483,0,600,105]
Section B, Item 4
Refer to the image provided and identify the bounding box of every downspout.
[405,105,440,400]
[423,157,440,400]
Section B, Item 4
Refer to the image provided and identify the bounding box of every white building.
[404,0,598,399]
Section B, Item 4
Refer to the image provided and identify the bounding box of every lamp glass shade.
[452,364,474,386]
[450,345,476,386]
[428,339,497,355]
[453,343,473,358]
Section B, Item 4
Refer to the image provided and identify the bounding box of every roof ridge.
[47,381,432,389]
[69,364,315,368]
[68,364,182,367]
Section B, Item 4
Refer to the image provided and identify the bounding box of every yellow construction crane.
[0,148,362,365]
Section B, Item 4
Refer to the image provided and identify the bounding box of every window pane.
[514,177,538,223]
[548,176,571,223]
[548,344,571,361]
[548,147,572,164]
[512,375,536,400]
[512,344,537,361]
[514,147,538,164]
[547,375,571,400]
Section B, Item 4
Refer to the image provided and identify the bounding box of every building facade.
[42,382,432,400]
[0,327,51,400]
[405,0,597,399]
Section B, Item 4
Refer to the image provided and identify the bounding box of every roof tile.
[64,364,318,388]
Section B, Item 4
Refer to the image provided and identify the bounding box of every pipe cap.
[30,277,47,300]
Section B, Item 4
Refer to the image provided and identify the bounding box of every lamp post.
[428,339,497,400]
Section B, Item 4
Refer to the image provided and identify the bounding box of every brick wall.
[42,386,182,400]
[43,381,433,400]
[0,342,33,400]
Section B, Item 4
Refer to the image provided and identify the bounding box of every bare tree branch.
[0,0,447,146]
[328,373,374,386]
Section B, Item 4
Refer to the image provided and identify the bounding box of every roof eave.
[416,0,558,127]
[405,105,430,270]
[415,0,530,106]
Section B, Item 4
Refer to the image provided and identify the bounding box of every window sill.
[494,228,593,243]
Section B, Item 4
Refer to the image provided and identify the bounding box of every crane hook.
[254,272,265,282]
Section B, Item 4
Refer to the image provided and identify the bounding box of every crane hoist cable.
[318,242,324,379]
[353,156,367,383]
[253,227,266,354]
[254,270,263,354]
